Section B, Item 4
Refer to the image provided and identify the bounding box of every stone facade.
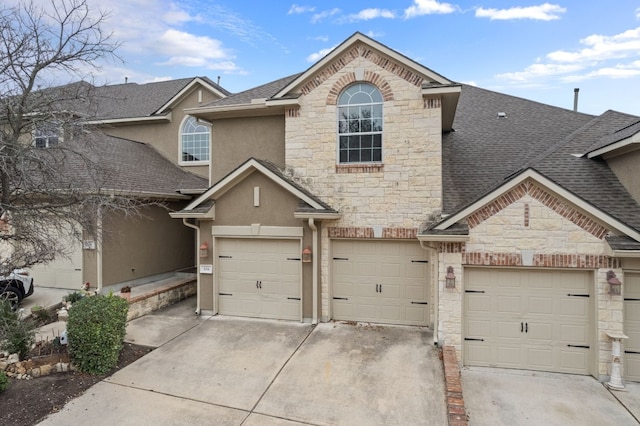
[436,183,624,380]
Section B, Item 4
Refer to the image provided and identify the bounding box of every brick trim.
[463,251,621,269]
[466,180,609,239]
[442,346,468,426]
[326,71,394,105]
[425,98,441,109]
[286,107,300,118]
[439,242,465,253]
[335,164,384,174]
[300,42,424,96]
[328,227,417,239]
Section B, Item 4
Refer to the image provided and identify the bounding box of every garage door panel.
[464,268,592,375]
[218,239,300,320]
[332,241,429,326]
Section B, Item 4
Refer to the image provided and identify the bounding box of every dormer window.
[34,122,61,148]
[180,116,210,164]
[337,83,383,164]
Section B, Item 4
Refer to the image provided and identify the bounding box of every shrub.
[67,294,129,374]
[0,300,36,360]
[64,291,85,304]
[31,305,53,325]
[0,370,8,392]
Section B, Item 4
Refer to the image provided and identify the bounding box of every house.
[172,32,640,383]
[29,77,229,292]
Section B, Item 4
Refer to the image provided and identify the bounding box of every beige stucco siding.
[103,87,220,179]
[606,149,640,204]
[210,116,285,183]
[197,172,314,317]
[101,203,195,286]
[285,56,442,229]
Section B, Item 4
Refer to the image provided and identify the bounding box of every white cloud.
[343,8,396,22]
[366,31,384,38]
[306,45,338,63]
[162,3,200,25]
[636,7,640,19]
[404,0,456,18]
[310,35,329,42]
[311,8,341,23]
[497,63,584,81]
[476,3,566,21]
[288,4,315,15]
[156,29,239,71]
[548,27,640,63]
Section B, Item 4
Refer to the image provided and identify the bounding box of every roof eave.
[422,85,461,133]
[611,250,640,258]
[294,211,342,220]
[417,234,469,242]
[155,78,229,115]
[85,114,171,126]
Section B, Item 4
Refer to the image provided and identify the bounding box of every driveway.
[38,298,446,425]
[462,367,640,425]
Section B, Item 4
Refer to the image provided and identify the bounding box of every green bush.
[64,291,85,304]
[67,294,129,375]
[0,300,36,360]
[0,370,9,392]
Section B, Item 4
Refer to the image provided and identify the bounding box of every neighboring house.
[173,32,640,384]
[30,77,229,291]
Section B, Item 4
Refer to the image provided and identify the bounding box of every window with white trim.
[34,122,61,148]
[337,83,383,164]
[180,116,210,163]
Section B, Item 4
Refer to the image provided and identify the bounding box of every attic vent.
[497,112,507,118]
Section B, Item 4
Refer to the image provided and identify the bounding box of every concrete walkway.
[38,298,446,425]
[462,367,640,425]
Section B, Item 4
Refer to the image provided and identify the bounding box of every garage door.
[624,273,640,382]
[332,240,429,326]
[217,238,301,320]
[30,232,83,290]
[464,268,592,375]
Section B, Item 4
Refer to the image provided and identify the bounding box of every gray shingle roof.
[606,235,640,251]
[585,118,640,154]
[203,74,302,107]
[63,133,208,197]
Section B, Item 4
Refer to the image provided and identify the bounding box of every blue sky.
[41,1,640,115]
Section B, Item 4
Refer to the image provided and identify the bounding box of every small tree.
[0,300,36,359]
[0,0,147,275]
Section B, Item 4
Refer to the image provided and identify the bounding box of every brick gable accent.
[328,227,417,239]
[466,180,609,239]
[326,71,394,105]
[299,42,424,97]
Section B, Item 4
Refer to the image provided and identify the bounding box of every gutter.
[182,218,202,315]
[308,218,318,324]
[419,241,439,346]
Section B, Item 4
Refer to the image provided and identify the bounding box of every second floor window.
[181,116,210,163]
[337,83,383,164]
[34,122,61,148]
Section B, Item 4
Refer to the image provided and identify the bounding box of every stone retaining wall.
[126,279,196,321]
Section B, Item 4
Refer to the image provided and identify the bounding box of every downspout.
[308,218,318,324]
[183,218,202,315]
[420,241,439,346]
[96,207,103,293]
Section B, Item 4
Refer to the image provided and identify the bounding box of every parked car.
[0,269,34,309]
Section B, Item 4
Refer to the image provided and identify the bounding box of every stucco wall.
[210,115,285,183]
[101,203,195,286]
[606,149,640,204]
[103,86,220,179]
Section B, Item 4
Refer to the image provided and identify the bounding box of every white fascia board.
[436,169,640,241]
[84,114,171,125]
[421,85,462,96]
[417,234,469,242]
[264,98,301,107]
[273,33,452,99]
[183,102,268,115]
[587,135,640,158]
[169,211,205,219]
[100,189,190,200]
[178,188,207,195]
[155,78,229,115]
[612,250,640,258]
[184,159,328,212]
[293,212,342,220]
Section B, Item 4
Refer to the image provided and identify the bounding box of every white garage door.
[332,240,429,326]
[464,268,592,375]
[624,273,640,382]
[217,238,301,321]
[30,233,83,290]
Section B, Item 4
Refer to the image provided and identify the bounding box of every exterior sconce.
[199,241,209,258]
[445,266,456,288]
[302,245,312,263]
[607,270,621,295]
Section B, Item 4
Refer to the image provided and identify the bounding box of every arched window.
[180,116,210,163]
[337,83,383,164]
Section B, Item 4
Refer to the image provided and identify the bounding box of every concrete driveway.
[39,298,446,425]
[462,367,640,425]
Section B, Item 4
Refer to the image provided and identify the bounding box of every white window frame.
[179,115,210,166]
[33,122,62,148]
[336,83,383,165]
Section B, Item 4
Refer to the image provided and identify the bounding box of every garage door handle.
[567,345,590,349]
[333,297,348,300]
[219,255,232,259]
[219,292,232,296]
[464,338,484,341]
[521,322,523,332]
[625,298,640,301]
[74,268,82,271]
[411,260,429,263]
[411,301,428,305]
[333,257,349,261]
[287,297,301,300]
[567,294,589,297]
[625,350,640,354]
[465,290,485,293]
[287,257,301,261]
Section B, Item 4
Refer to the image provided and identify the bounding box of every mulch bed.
[0,342,153,426]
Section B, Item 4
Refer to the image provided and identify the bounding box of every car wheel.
[25,283,34,297]
[0,287,22,310]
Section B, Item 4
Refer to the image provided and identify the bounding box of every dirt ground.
[0,342,153,426]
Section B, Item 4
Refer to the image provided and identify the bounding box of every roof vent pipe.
[573,88,579,112]
[217,75,221,85]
